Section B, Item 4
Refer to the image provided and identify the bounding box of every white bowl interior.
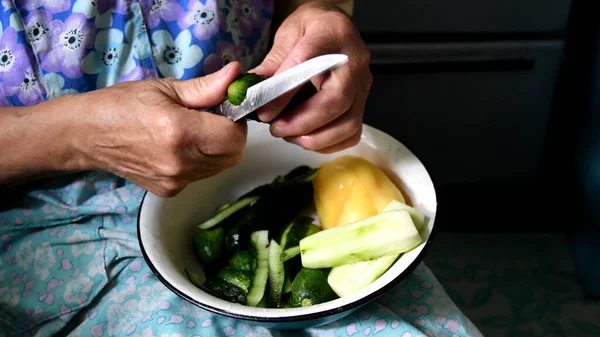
[138,121,437,319]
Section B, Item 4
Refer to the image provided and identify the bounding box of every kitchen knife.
[207,53,349,122]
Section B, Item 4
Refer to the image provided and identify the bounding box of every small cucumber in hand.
[227,73,267,106]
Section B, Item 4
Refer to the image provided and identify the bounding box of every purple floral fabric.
[0,0,274,105]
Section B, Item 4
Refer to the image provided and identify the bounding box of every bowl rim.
[137,123,439,323]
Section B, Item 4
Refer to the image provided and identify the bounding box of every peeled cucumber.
[382,200,425,231]
[327,253,399,297]
[299,210,422,269]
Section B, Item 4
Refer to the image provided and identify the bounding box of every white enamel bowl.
[138,122,438,329]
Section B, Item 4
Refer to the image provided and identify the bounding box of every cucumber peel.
[268,239,284,307]
[199,196,260,229]
[282,246,300,262]
[246,230,269,306]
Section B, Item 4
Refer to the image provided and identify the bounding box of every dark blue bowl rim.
[136,138,439,323]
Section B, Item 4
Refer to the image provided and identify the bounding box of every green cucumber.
[299,210,422,269]
[228,250,256,271]
[227,73,267,106]
[246,230,269,306]
[268,239,285,307]
[193,227,224,267]
[290,268,336,307]
[199,196,260,229]
[383,200,425,231]
[218,268,253,295]
[203,276,247,304]
[328,253,399,297]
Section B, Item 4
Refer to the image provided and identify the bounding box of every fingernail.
[257,102,278,122]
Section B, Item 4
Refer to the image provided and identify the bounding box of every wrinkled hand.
[252,1,372,153]
[79,62,247,197]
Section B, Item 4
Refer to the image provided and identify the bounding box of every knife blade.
[210,53,349,122]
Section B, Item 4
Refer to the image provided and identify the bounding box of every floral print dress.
[0,1,483,337]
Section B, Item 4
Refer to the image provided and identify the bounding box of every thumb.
[173,61,242,109]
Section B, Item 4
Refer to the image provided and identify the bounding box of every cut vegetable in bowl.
[299,209,422,269]
[187,156,426,308]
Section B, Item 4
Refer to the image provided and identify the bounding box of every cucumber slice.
[383,200,425,231]
[299,210,422,269]
[328,253,399,297]
[282,246,300,262]
[268,239,285,307]
[198,196,260,229]
[246,230,269,306]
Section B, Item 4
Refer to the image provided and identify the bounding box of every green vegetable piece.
[284,166,318,182]
[193,227,224,267]
[280,216,319,249]
[328,253,399,297]
[227,73,266,106]
[203,276,247,304]
[228,250,256,271]
[283,277,292,294]
[246,230,269,307]
[216,203,231,214]
[218,268,253,294]
[199,196,260,230]
[299,210,422,269]
[282,246,300,262]
[382,200,426,231]
[290,268,336,307]
[268,239,285,307]
[184,269,204,288]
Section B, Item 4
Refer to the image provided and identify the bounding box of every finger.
[254,36,341,122]
[184,114,248,157]
[249,20,303,77]
[173,61,242,109]
[269,65,356,138]
[283,95,364,151]
[316,130,362,154]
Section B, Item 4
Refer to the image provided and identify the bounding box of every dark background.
[349,0,599,234]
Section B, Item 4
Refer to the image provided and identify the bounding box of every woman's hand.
[252,1,372,154]
[77,62,247,197]
[0,62,247,196]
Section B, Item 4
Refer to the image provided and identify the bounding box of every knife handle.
[243,83,318,123]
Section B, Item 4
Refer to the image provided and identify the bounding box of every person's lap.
[0,173,482,337]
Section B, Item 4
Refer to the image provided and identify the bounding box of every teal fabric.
[0,1,483,336]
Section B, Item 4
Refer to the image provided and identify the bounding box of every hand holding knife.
[203,54,349,123]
